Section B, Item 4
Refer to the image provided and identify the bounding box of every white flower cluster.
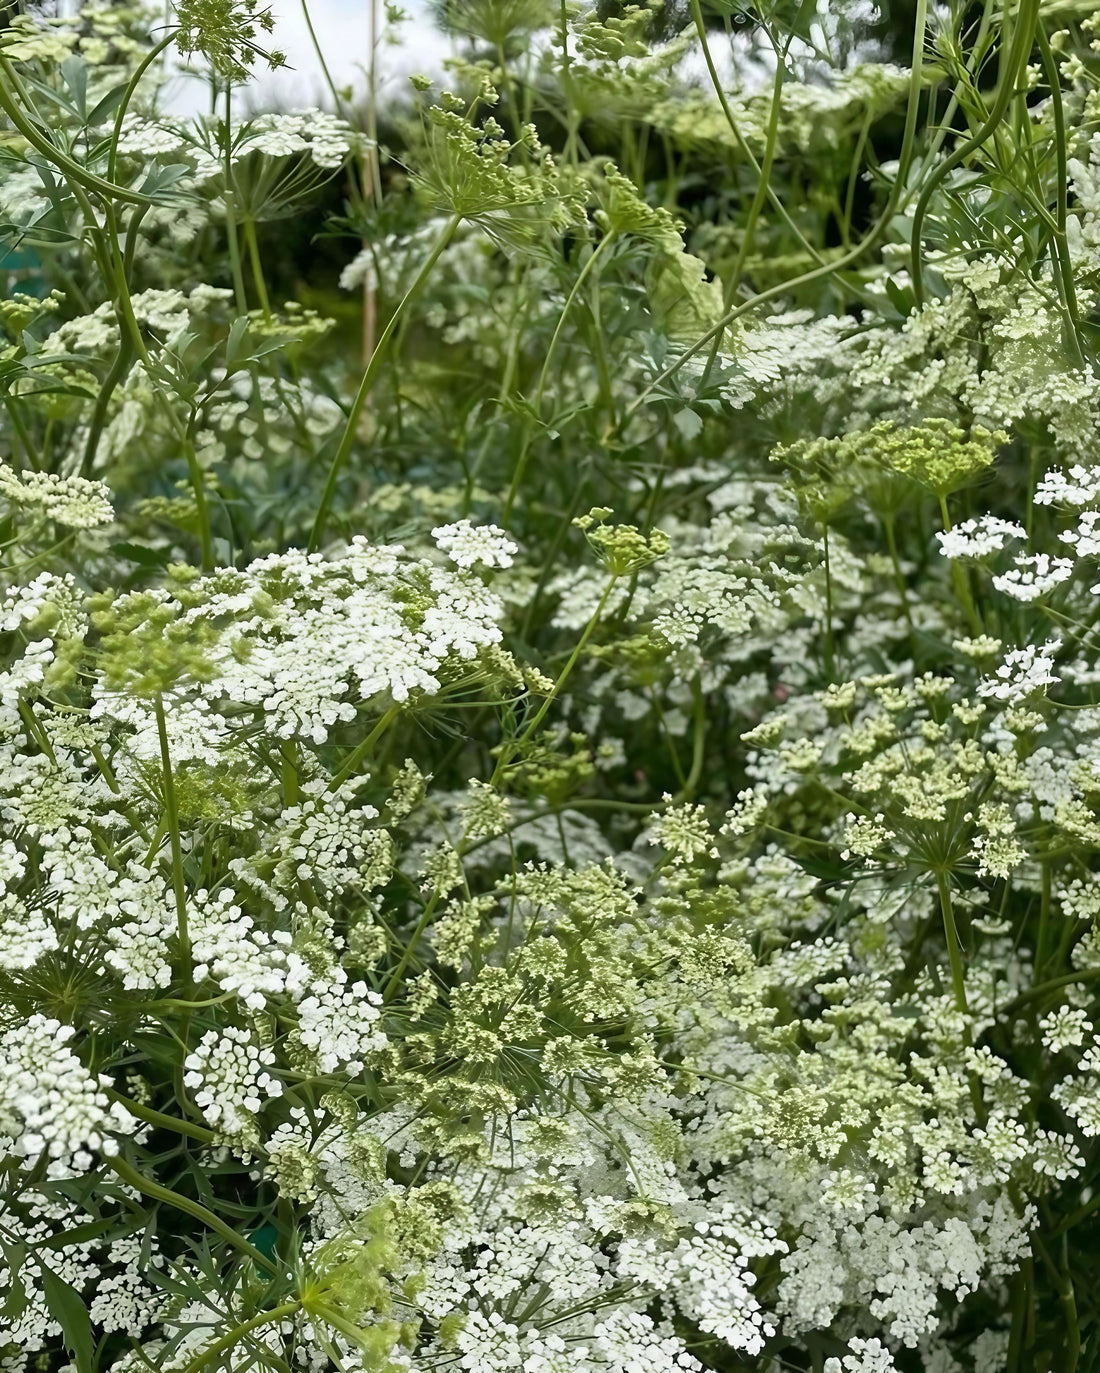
[86,535,513,749]
[0,1016,128,1178]
[978,639,1061,701]
[992,552,1074,601]
[190,887,292,1008]
[1034,464,1100,506]
[619,1213,785,1355]
[0,463,113,528]
[117,110,358,180]
[296,970,386,1075]
[432,518,518,568]
[936,515,1025,559]
[182,1028,284,1139]
[241,110,360,168]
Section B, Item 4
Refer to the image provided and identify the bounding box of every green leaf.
[40,1264,95,1373]
[60,57,89,121]
[87,81,130,128]
[0,222,79,247]
[884,277,915,319]
[42,1219,121,1250]
[671,406,703,441]
[109,542,172,567]
[224,316,300,373]
[0,1241,28,1324]
[138,163,192,198]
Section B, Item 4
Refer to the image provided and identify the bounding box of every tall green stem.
[309,213,461,552]
[936,869,969,1016]
[911,0,1041,305]
[108,1156,279,1275]
[504,231,617,519]
[242,217,272,320]
[155,692,189,966]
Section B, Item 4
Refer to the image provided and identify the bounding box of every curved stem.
[309,213,461,552]
[0,56,153,206]
[504,230,617,519]
[911,0,1041,305]
[181,1301,301,1373]
[106,31,178,186]
[690,0,820,296]
[107,1155,279,1275]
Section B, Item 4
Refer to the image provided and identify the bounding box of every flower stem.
[309,213,461,553]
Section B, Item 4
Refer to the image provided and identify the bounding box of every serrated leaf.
[40,1264,94,1373]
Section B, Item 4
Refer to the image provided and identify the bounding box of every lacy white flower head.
[90,538,513,741]
[295,969,386,1075]
[992,553,1074,602]
[0,1016,128,1178]
[1040,1007,1093,1056]
[1061,509,1100,557]
[182,1027,283,1137]
[1034,464,1100,507]
[432,518,518,568]
[935,515,1025,559]
[237,110,359,169]
[0,463,113,529]
[978,638,1061,702]
[190,887,292,1009]
[647,797,718,864]
[824,1337,897,1372]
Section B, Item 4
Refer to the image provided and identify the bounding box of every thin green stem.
[309,213,461,552]
[617,0,930,426]
[911,0,1041,305]
[504,230,618,520]
[155,692,189,965]
[242,217,272,320]
[107,1156,279,1275]
[691,2,813,300]
[180,1302,300,1373]
[106,1090,217,1146]
[492,572,619,784]
[327,704,400,792]
[1036,22,1086,366]
[106,31,178,186]
[936,869,969,1015]
[821,520,836,679]
[382,893,440,1002]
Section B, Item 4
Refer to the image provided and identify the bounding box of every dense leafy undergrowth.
[6,0,1100,1368]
